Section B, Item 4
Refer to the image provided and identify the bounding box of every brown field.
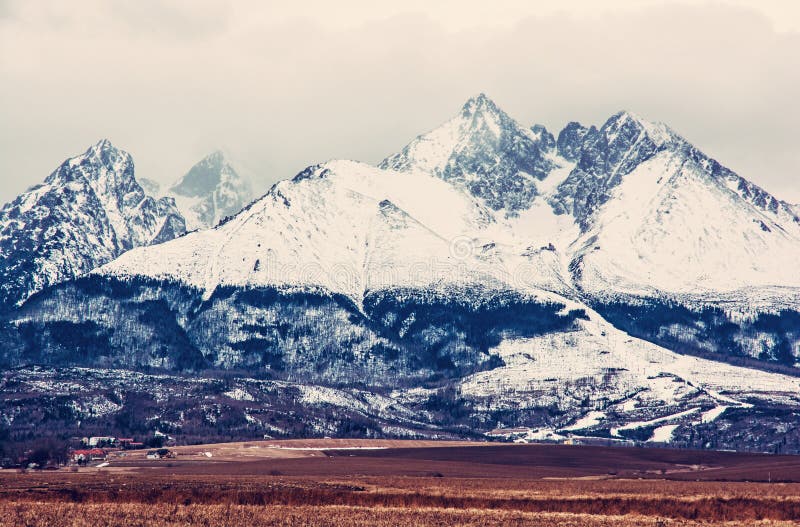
[3,440,800,526]
[116,438,485,462]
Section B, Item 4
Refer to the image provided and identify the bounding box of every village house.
[71,448,106,463]
[86,436,116,447]
[117,438,145,449]
[146,448,175,460]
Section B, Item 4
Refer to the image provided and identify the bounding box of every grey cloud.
[0,1,798,206]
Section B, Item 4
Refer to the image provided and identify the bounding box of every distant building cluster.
[84,436,144,448]
[69,436,150,465]
[146,448,176,460]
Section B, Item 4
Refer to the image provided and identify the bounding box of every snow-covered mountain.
[1,95,800,452]
[0,140,185,307]
[570,129,800,296]
[100,159,526,301]
[548,111,800,364]
[164,151,253,231]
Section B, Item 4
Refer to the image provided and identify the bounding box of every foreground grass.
[4,502,800,527]
[3,471,800,526]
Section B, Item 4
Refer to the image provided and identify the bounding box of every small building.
[87,436,116,447]
[71,448,107,463]
[146,448,175,460]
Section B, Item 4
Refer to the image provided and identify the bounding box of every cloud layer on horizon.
[1,0,798,203]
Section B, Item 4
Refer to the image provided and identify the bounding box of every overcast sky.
[1,0,799,204]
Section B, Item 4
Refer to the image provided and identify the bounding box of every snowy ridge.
[100,159,575,308]
[569,143,800,298]
[96,94,800,366]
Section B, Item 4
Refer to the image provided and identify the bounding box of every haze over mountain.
[1,95,799,453]
[164,151,254,231]
[3,1,799,212]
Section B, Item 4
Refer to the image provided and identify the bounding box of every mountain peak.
[551,111,709,228]
[83,138,121,158]
[88,137,113,150]
[0,141,185,306]
[54,140,134,186]
[380,93,559,211]
[460,92,500,115]
[608,109,639,121]
[166,151,253,230]
[601,110,676,147]
[603,110,650,132]
[171,150,232,198]
[204,149,226,163]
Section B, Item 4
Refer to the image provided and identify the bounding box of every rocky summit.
[0,140,185,307]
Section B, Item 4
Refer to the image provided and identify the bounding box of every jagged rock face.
[166,151,253,230]
[380,93,559,212]
[548,111,797,231]
[531,124,556,151]
[549,112,682,226]
[0,140,185,307]
[547,110,798,239]
[577,112,677,177]
[549,111,800,298]
[556,122,594,162]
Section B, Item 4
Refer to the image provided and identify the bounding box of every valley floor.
[2,440,800,526]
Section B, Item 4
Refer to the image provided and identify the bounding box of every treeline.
[595,297,800,369]
[0,433,69,468]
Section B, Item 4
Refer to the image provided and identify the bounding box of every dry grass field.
[3,440,800,526]
[6,502,800,527]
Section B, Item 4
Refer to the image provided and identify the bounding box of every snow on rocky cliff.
[380,93,562,213]
[0,140,185,306]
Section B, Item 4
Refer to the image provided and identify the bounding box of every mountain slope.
[458,308,800,442]
[546,111,800,365]
[570,148,800,297]
[165,151,253,230]
[0,140,185,307]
